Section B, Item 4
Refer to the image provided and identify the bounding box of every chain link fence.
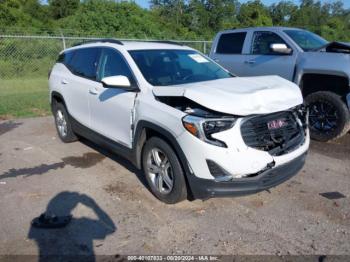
[0,34,212,79]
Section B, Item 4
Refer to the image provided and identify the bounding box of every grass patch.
[0,78,50,119]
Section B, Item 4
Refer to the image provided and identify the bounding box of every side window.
[251,31,288,55]
[69,48,99,80]
[57,51,74,65]
[216,32,247,54]
[97,48,133,82]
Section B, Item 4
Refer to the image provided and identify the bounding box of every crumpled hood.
[153,76,303,115]
[315,41,350,54]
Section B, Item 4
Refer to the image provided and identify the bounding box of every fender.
[133,120,192,175]
[50,91,66,111]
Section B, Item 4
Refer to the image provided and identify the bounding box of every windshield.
[129,49,232,86]
[284,30,328,51]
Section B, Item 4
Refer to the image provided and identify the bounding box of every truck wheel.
[306,91,350,142]
[142,137,187,204]
[53,102,78,143]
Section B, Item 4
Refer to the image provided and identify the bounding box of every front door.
[89,48,137,148]
[241,31,297,81]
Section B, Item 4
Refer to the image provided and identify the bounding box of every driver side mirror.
[270,43,292,55]
[101,75,137,91]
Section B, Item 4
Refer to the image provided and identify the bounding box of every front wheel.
[306,91,350,142]
[53,102,78,143]
[142,137,187,204]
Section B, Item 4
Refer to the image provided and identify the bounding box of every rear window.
[63,48,100,80]
[216,32,246,54]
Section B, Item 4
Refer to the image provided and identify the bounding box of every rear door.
[88,47,137,148]
[210,31,248,76]
[61,47,100,127]
[240,31,297,81]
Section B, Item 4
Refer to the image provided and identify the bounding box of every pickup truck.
[210,27,350,141]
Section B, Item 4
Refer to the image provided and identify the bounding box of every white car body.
[49,40,309,201]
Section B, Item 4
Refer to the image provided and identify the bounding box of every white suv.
[49,39,309,203]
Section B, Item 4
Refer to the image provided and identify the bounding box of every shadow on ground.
[310,133,350,160]
[0,121,22,136]
[28,191,116,262]
[79,137,148,188]
[0,152,106,180]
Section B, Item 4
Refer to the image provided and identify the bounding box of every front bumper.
[188,152,307,200]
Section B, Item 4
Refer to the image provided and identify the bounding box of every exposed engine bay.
[156,96,234,118]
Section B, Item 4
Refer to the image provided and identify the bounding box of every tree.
[269,1,298,26]
[48,0,80,19]
[237,0,272,27]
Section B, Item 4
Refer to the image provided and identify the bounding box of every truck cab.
[210,27,350,142]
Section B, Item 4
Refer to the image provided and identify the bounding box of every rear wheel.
[53,102,78,143]
[142,137,187,204]
[306,91,350,142]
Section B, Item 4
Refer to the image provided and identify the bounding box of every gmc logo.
[267,119,287,130]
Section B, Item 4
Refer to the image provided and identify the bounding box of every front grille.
[240,110,306,156]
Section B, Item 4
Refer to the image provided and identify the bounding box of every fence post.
[203,42,207,54]
[60,30,66,49]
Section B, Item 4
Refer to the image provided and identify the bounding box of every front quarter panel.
[134,92,186,139]
[295,52,350,86]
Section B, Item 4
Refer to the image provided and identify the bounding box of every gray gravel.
[0,117,349,256]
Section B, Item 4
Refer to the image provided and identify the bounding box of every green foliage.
[238,0,272,27]
[0,78,50,118]
[48,0,80,19]
[0,0,349,41]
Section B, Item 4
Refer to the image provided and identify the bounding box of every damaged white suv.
[49,39,309,203]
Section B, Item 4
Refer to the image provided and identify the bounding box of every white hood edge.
[153,76,303,115]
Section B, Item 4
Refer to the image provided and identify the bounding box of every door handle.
[214,58,220,62]
[244,60,256,64]
[61,79,69,85]
[89,88,99,95]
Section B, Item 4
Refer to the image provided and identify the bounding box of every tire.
[142,137,187,204]
[52,102,78,143]
[305,91,350,142]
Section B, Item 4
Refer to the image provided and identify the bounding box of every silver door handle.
[244,60,256,64]
[61,79,68,84]
[89,89,99,95]
[214,58,220,62]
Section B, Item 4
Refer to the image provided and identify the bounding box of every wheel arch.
[51,91,66,111]
[133,121,194,198]
[299,73,350,99]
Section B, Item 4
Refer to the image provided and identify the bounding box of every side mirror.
[270,43,292,55]
[101,75,136,90]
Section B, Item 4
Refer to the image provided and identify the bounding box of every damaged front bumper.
[188,152,307,199]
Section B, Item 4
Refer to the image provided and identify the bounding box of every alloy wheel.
[309,101,339,133]
[56,110,68,137]
[146,148,174,194]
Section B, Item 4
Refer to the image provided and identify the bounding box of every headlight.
[182,115,236,147]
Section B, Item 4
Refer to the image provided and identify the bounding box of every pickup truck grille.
[240,110,306,156]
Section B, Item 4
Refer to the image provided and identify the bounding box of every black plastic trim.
[73,39,124,46]
[188,153,307,200]
[69,116,136,164]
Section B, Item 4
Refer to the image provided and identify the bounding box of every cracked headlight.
[182,115,236,147]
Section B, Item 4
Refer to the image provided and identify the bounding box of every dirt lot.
[0,117,349,257]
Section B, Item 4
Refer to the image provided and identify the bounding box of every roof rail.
[147,40,183,46]
[73,38,124,47]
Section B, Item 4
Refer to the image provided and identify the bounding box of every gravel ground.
[0,117,349,257]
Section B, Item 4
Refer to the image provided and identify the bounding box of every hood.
[153,76,303,115]
[315,41,350,54]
